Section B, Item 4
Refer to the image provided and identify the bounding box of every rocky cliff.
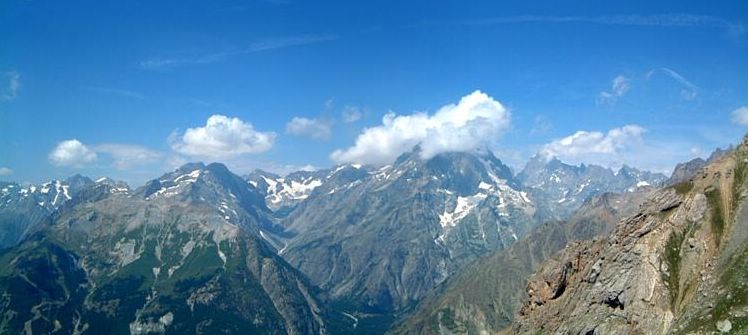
[513,136,748,334]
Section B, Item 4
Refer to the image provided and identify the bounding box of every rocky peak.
[519,154,667,221]
[669,146,734,185]
[136,163,271,227]
[65,174,94,190]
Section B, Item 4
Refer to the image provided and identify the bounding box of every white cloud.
[170,114,276,158]
[331,90,510,165]
[598,75,630,105]
[0,167,12,176]
[1,71,20,101]
[541,125,646,159]
[342,106,363,123]
[536,125,671,171]
[731,106,748,126]
[94,144,162,169]
[49,139,98,167]
[285,117,332,140]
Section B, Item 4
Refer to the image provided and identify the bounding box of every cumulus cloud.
[94,144,163,169]
[49,139,98,167]
[1,71,20,101]
[598,75,630,105]
[170,114,276,158]
[537,125,658,170]
[731,106,748,126]
[285,117,332,140]
[331,90,510,165]
[0,167,12,176]
[542,125,646,158]
[342,106,363,123]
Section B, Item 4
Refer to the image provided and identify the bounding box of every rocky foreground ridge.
[513,136,748,334]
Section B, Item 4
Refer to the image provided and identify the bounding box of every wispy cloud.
[341,105,363,123]
[140,34,338,70]
[0,167,13,176]
[454,13,745,35]
[731,106,748,126]
[84,86,145,100]
[93,143,162,170]
[530,115,553,134]
[285,116,333,140]
[598,75,631,105]
[1,71,20,101]
[646,67,698,100]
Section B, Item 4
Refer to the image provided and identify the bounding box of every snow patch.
[438,193,487,229]
[266,177,322,204]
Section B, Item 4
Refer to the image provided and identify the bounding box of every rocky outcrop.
[513,136,748,334]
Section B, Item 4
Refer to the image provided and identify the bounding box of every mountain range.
[2,142,740,335]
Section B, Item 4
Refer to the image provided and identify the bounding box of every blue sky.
[1,0,747,186]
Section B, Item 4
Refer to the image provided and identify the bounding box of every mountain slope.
[0,175,95,249]
[513,136,748,334]
[0,163,340,334]
[389,188,651,334]
[246,165,369,217]
[279,148,535,320]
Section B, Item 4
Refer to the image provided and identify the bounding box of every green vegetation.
[673,181,694,195]
[663,224,691,310]
[438,308,461,332]
[705,188,725,247]
[733,150,747,210]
